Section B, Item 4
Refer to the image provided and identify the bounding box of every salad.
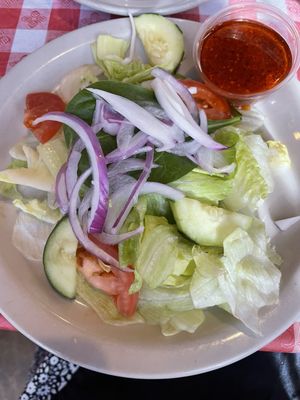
[0,14,291,336]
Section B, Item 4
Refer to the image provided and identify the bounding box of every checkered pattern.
[0,0,300,353]
[1,0,300,76]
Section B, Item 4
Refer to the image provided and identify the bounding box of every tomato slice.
[89,235,119,260]
[180,79,231,120]
[24,92,65,143]
[113,265,139,317]
[77,248,139,317]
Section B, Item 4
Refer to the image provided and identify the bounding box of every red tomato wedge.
[77,248,139,317]
[180,79,231,120]
[89,235,119,260]
[24,92,65,143]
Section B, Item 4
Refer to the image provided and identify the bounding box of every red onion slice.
[68,167,120,268]
[132,146,153,155]
[92,99,104,126]
[170,140,202,156]
[108,159,149,178]
[151,78,226,150]
[196,147,236,174]
[87,88,177,149]
[55,162,68,214]
[93,225,144,245]
[117,123,135,150]
[92,100,125,135]
[111,146,154,234]
[104,181,136,232]
[140,182,184,201]
[78,188,92,223]
[122,13,136,65]
[34,112,109,233]
[199,109,208,134]
[152,68,199,122]
[65,140,85,199]
[106,131,148,164]
[109,174,136,195]
[143,104,173,126]
[102,103,125,135]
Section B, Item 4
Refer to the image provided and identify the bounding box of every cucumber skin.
[43,216,78,300]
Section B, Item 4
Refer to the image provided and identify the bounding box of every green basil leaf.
[130,151,195,184]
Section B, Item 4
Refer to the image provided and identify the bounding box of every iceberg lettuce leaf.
[222,133,272,213]
[138,304,205,336]
[37,136,68,178]
[139,283,194,312]
[13,199,62,224]
[221,227,281,333]
[118,196,148,268]
[12,212,54,261]
[94,35,129,62]
[0,146,54,192]
[99,59,153,83]
[170,170,233,205]
[161,309,205,336]
[139,193,174,223]
[92,34,153,84]
[136,216,194,289]
[189,222,281,333]
[0,159,26,200]
[190,249,227,308]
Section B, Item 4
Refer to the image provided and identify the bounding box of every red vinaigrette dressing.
[199,19,292,96]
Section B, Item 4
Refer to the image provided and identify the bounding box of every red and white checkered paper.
[0,0,299,353]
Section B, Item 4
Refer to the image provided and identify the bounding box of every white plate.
[0,18,300,379]
[75,0,206,16]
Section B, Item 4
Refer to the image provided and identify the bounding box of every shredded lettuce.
[0,145,54,192]
[190,224,281,334]
[0,159,26,200]
[170,169,233,205]
[119,194,174,269]
[94,35,129,62]
[100,60,153,83]
[138,304,205,336]
[12,212,54,261]
[139,193,174,222]
[190,249,227,308]
[92,34,153,84]
[215,128,273,213]
[138,280,204,336]
[139,283,194,312]
[118,197,147,268]
[160,309,205,336]
[37,136,68,177]
[13,199,62,224]
[136,216,194,289]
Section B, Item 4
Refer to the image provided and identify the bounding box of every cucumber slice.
[171,198,253,247]
[43,217,78,299]
[134,14,184,72]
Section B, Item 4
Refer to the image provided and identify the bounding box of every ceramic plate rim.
[74,0,206,16]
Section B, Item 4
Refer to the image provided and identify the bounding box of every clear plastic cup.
[193,2,300,105]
